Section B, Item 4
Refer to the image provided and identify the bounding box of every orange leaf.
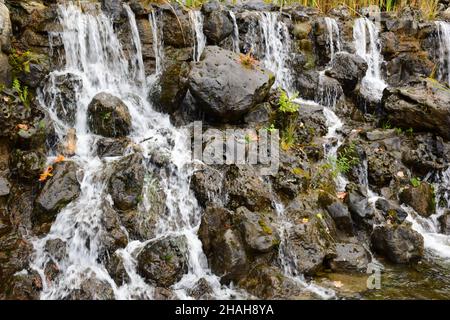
[39,166,53,182]
[54,155,65,163]
[16,124,29,131]
[336,192,347,200]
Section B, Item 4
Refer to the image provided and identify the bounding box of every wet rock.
[382,78,450,140]
[187,278,214,300]
[5,271,42,300]
[345,183,374,228]
[99,201,128,258]
[35,161,81,222]
[101,0,123,20]
[189,46,274,122]
[0,2,11,52]
[201,1,233,44]
[65,275,115,300]
[161,5,194,48]
[438,211,450,235]
[234,207,279,253]
[87,92,131,138]
[239,264,316,299]
[105,251,129,286]
[224,165,272,211]
[328,243,370,273]
[385,52,434,86]
[44,73,82,126]
[191,165,225,207]
[375,198,408,224]
[399,182,436,218]
[402,133,450,175]
[325,52,368,94]
[371,224,424,264]
[154,47,191,114]
[198,205,247,283]
[365,129,396,141]
[293,22,312,40]
[244,102,271,124]
[0,52,11,86]
[96,137,132,158]
[325,202,354,236]
[108,153,145,211]
[44,238,67,262]
[137,235,188,287]
[367,149,403,188]
[284,199,337,275]
[10,149,46,181]
[0,176,10,197]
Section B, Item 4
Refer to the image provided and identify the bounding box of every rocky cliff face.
[1,0,450,300]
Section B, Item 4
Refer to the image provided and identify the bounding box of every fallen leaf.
[316,213,323,220]
[39,166,53,182]
[54,155,65,163]
[336,192,347,200]
[396,171,405,178]
[302,218,309,224]
[16,124,29,131]
[333,281,344,288]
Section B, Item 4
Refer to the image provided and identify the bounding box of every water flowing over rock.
[35,161,81,223]
[137,235,188,287]
[189,46,274,122]
[87,92,132,138]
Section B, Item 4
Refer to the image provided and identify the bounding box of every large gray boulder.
[137,235,188,287]
[35,161,81,222]
[87,92,132,138]
[201,1,234,44]
[108,153,145,211]
[382,78,450,140]
[325,52,368,94]
[189,46,274,122]
[371,224,424,264]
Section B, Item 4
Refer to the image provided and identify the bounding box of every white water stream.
[30,3,242,300]
[435,21,450,85]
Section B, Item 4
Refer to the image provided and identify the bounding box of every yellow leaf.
[39,166,53,182]
[54,155,65,163]
[302,218,309,224]
[316,213,323,220]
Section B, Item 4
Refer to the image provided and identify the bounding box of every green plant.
[328,143,360,176]
[278,88,299,113]
[395,127,403,135]
[405,127,414,137]
[281,120,297,150]
[265,123,276,133]
[12,78,30,110]
[410,177,421,188]
[382,120,392,130]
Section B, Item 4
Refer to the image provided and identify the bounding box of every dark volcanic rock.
[325,52,368,94]
[328,243,370,273]
[189,46,274,122]
[371,224,424,264]
[35,161,81,222]
[399,182,435,218]
[201,1,234,44]
[87,92,131,138]
[108,153,145,211]
[137,235,188,287]
[382,78,450,140]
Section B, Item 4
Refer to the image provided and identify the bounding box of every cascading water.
[149,10,164,75]
[353,17,387,102]
[30,3,242,300]
[406,168,450,260]
[435,21,450,86]
[229,11,240,53]
[324,17,341,61]
[258,12,295,94]
[189,10,206,62]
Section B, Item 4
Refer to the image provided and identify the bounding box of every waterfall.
[124,4,146,87]
[435,21,450,85]
[324,17,341,61]
[258,12,294,94]
[30,3,241,300]
[149,10,164,75]
[353,18,387,101]
[189,10,206,62]
[405,168,450,260]
[229,11,240,53]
